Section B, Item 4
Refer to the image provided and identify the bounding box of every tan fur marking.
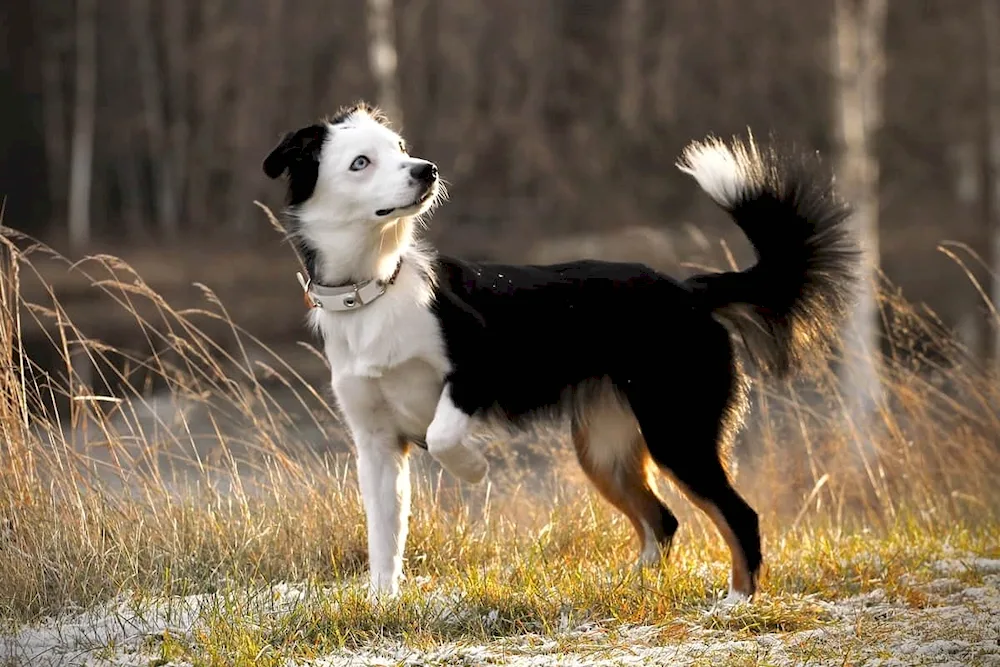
[571,416,669,559]
[665,472,755,597]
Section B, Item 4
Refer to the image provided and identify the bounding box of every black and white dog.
[263,103,859,602]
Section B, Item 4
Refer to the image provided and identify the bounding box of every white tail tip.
[676,136,760,208]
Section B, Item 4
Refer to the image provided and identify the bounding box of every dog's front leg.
[354,431,410,598]
[335,376,411,598]
[426,382,489,484]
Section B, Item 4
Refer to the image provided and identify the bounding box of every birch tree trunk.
[983,0,1000,373]
[164,0,190,229]
[39,7,70,232]
[67,0,97,250]
[365,0,402,126]
[832,0,889,435]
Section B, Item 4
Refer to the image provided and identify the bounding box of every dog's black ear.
[262,125,327,179]
[263,131,296,179]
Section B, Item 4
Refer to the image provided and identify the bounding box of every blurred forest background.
[2,0,1000,391]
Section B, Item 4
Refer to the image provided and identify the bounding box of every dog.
[262,103,859,602]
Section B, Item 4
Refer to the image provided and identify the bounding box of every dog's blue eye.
[350,155,370,171]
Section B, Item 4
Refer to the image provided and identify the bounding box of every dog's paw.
[703,589,752,618]
[632,554,660,574]
[367,582,400,604]
[431,444,489,484]
[719,590,751,607]
[366,570,402,602]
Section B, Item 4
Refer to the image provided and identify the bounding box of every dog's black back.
[431,256,724,420]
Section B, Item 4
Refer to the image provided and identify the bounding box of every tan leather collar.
[297,257,404,312]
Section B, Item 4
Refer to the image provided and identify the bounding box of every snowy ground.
[3,558,999,667]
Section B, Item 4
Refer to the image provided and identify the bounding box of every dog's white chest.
[312,269,450,438]
[323,315,415,379]
[312,267,445,375]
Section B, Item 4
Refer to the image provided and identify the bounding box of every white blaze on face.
[311,111,438,224]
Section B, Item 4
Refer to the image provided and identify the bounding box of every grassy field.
[1,230,999,666]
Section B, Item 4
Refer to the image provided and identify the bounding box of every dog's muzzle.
[375,162,439,217]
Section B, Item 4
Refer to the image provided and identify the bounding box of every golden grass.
[1,226,999,664]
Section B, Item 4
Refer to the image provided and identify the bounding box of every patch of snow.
[0,593,204,666]
[895,638,969,656]
[931,557,1000,575]
[4,572,1000,667]
[919,577,962,594]
[0,583,326,667]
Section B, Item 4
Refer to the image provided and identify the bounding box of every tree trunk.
[39,7,69,230]
[117,140,145,237]
[129,0,179,240]
[618,0,644,133]
[0,1,49,230]
[983,0,1000,373]
[230,0,265,233]
[365,0,403,126]
[67,0,97,251]
[187,0,225,227]
[432,0,483,180]
[832,0,888,436]
[511,2,555,197]
[164,0,190,229]
[649,5,679,125]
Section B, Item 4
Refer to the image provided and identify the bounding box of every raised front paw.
[431,443,489,484]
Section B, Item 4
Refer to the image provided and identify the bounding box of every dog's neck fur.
[294,210,416,286]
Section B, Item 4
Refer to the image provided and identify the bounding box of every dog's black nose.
[410,162,438,182]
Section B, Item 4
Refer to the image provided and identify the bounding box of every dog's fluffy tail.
[676,134,861,378]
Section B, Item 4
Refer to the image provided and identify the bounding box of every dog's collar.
[297,257,404,312]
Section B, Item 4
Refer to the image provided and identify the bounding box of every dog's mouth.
[375,184,437,218]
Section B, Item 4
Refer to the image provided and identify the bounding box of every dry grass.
[0,227,999,665]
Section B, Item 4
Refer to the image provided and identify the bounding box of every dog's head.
[263,104,441,224]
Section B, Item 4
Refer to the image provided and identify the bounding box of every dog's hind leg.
[661,454,760,602]
[571,390,678,567]
[626,358,761,601]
